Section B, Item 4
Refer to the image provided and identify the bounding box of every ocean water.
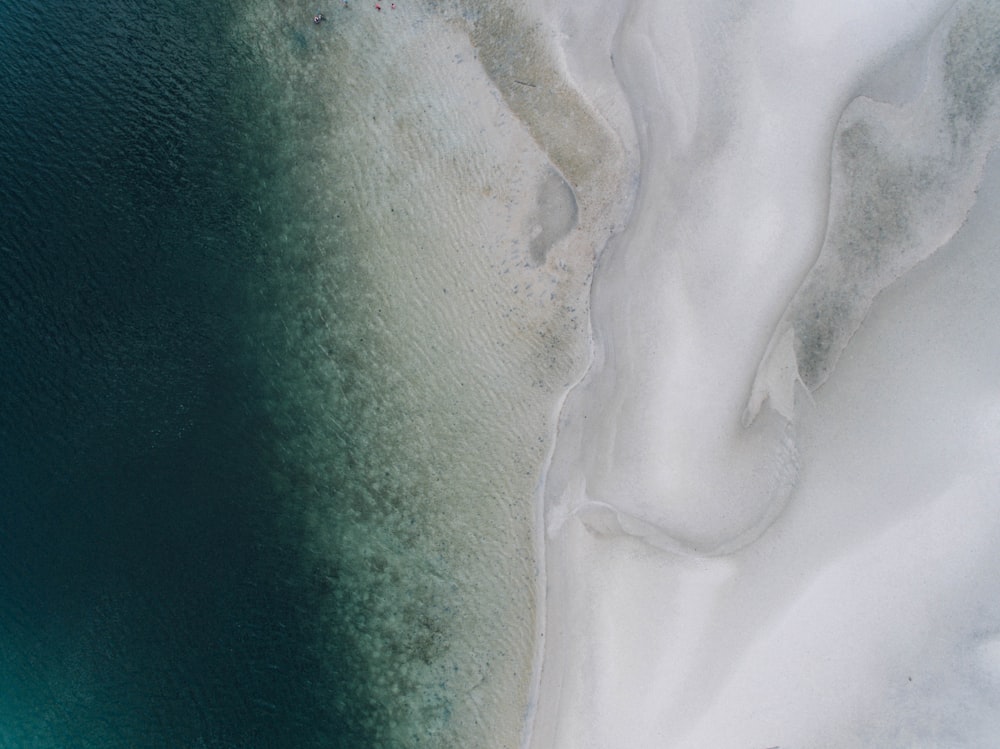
[0,1,346,746]
[1,1,625,747]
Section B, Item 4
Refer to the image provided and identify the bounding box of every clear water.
[0,1,356,746]
[1,0,618,746]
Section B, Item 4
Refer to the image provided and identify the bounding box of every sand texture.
[529,0,1000,746]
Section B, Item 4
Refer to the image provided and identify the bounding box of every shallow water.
[1,1,623,746]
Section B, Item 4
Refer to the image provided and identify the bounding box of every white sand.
[529,0,1000,746]
[232,0,1000,743]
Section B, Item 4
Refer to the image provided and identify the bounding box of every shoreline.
[509,1,642,745]
[233,1,636,745]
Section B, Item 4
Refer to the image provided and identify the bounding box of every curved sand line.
[528,0,1000,746]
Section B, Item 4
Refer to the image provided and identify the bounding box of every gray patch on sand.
[528,168,578,265]
[744,0,1000,427]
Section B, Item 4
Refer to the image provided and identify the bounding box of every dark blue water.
[0,2,375,746]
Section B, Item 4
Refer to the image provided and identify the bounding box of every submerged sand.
[231,0,1000,744]
[232,1,630,746]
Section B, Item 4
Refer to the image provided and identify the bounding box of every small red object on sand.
[375,2,380,8]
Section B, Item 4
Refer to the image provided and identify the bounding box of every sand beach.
[215,0,1000,744]
[527,0,1000,746]
[3,0,999,745]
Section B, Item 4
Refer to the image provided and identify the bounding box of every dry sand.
[528,0,1000,746]
[232,0,1000,743]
